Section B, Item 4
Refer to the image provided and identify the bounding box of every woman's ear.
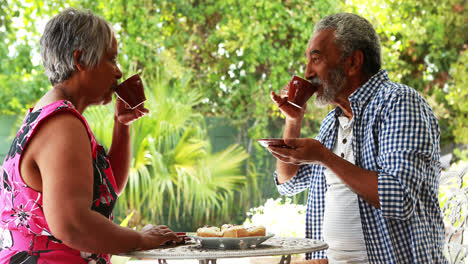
[346,49,364,76]
[73,50,86,71]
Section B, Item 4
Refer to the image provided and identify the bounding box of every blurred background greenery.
[0,0,467,234]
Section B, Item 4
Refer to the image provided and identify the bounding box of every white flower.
[243,198,306,237]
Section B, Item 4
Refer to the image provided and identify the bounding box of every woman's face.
[82,36,122,106]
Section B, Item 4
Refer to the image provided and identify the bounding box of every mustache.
[308,77,323,86]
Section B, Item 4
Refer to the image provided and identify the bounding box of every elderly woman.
[0,8,179,263]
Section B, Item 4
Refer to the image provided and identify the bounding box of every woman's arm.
[108,98,148,194]
[31,112,172,254]
[108,115,131,195]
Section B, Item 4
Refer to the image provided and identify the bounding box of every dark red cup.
[287,75,317,106]
[115,74,147,109]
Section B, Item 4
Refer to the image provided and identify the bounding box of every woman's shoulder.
[31,100,90,132]
[24,100,94,153]
[32,100,77,115]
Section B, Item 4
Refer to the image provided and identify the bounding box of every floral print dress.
[0,100,118,264]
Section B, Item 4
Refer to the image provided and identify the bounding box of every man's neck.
[333,74,370,119]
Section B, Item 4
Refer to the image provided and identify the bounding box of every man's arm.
[270,91,307,184]
[276,118,302,184]
[320,147,380,208]
[270,138,380,208]
[376,90,439,219]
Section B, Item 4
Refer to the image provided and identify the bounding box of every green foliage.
[439,161,468,262]
[446,51,468,144]
[0,0,74,115]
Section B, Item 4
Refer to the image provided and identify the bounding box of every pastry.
[221,225,249,238]
[196,224,266,238]
[247,225,266,236]
[196,226,222,237]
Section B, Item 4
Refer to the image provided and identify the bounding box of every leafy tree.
[446,51,468,145]
[343,0,468,146]
[0,1,47,114]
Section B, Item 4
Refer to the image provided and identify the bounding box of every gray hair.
[314,13,382,78]
[40,8,114,85]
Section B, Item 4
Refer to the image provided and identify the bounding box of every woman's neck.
[33,83,85,113]
[53,83,74,102]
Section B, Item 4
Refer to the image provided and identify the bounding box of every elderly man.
[269,13,447,263]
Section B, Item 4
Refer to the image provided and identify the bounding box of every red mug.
[115,74,146,109]
[287,75,317,107]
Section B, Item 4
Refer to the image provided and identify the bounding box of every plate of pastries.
[188,224,274,249]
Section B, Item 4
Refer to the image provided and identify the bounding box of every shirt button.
[341,153,345,158]
[343,138,347,144]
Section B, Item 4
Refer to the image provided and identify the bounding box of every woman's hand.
[115,97,149,125]
[138,224,181,250]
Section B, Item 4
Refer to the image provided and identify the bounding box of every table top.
[119,236,328,260]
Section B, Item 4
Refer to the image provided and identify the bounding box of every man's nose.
[305,62,316,81]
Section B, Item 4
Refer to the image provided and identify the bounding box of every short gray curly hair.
[40,8,114,85]
[314,13,382,78]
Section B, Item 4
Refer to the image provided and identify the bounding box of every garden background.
[0,0,467,260]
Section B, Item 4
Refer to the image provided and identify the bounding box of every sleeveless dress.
[0,100,118,264]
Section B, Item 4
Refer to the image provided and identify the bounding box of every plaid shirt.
[276,70,447,263]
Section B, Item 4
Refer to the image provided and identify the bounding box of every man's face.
[305,29,347,107]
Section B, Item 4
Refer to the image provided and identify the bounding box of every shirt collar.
[333,69,388,117]
[348,69,389,103]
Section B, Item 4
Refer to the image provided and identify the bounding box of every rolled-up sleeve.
[275,164,315,196]
[377,90,439,219]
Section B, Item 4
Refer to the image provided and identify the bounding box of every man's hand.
[115,97,149,125]
[268,138,327,165]
[270,83,307,121]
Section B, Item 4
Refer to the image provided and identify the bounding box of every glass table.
[119,236,328,264]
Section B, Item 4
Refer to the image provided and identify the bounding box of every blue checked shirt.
[276,70,447,263]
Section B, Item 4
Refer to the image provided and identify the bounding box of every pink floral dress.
[0,100,118,264]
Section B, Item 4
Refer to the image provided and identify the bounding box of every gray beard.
[314,66,346,108]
